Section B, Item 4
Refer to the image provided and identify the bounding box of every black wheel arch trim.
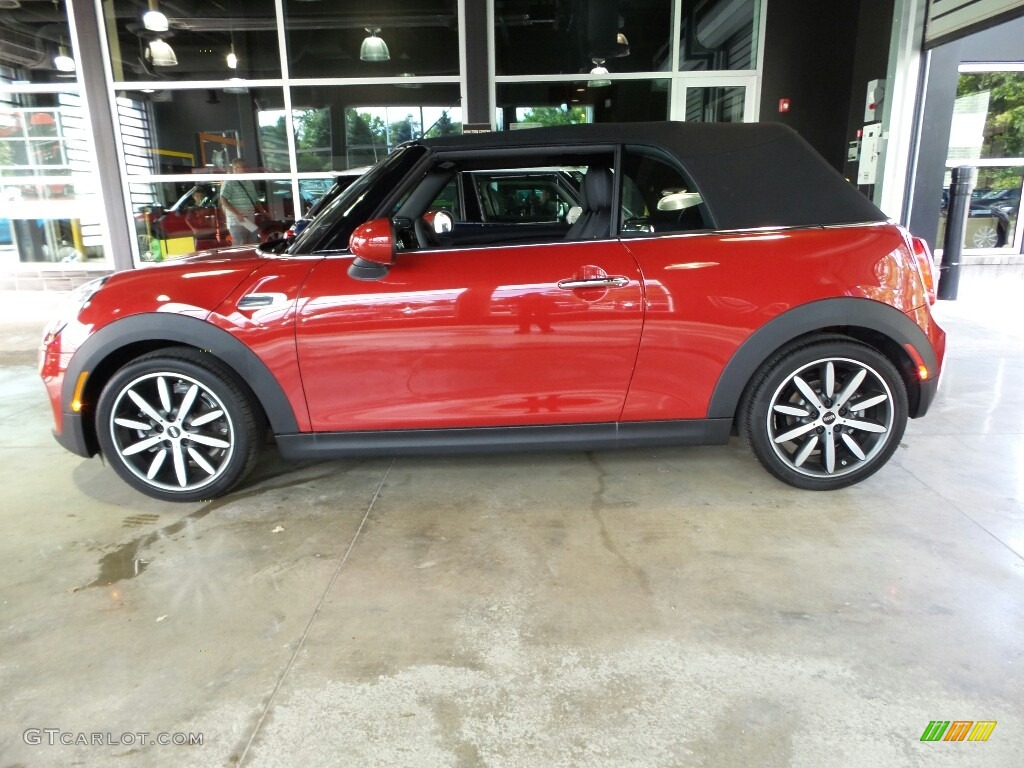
[60,313,299,456]
[707,298,939,422]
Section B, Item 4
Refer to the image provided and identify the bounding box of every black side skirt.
[275,419,733,461]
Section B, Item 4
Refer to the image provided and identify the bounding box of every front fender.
[707,297,942,422]
[58,313,300,457]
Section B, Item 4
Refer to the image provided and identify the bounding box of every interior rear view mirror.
[432,210,454,234]
[657,190,703,211]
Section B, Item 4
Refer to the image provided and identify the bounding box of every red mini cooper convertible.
[41,122,945,501]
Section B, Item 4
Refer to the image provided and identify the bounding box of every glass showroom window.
[288,84,462,173]
[115,87,287,175]
[0,1,107,268]
[495,0,672,77]
[101,0,281,82]
[283,1,459,79]
[494,1,761,129]
[939,68,1024,254]
[678,0,759,71]
[0,1,76,86]
[496,79,670,129]
[684,84,746,122]
[117,87,293,262]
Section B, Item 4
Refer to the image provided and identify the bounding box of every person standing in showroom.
[220,156,260,245]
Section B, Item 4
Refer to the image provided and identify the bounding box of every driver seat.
[565,167,613,240]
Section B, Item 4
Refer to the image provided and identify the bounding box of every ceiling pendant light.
[226,47,238,69]
[53,43,76,73]
[589,59,611,88]
[616,32,630,57]
[146,38,178,67]
[142,0,169,33]
[360,28,390,62]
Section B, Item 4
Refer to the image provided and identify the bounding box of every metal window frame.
[70,0,768,269]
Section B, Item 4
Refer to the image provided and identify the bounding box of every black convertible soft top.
[420,121,887,231]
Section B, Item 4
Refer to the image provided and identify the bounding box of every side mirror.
[348,217,395,281]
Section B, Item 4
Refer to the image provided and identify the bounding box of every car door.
[296,225,644,433]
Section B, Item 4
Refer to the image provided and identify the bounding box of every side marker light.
[71,371,89,412]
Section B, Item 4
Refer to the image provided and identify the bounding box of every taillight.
[911,236,936,305]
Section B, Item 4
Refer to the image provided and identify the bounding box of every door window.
[397,151,614,249]
[619,146,711,235]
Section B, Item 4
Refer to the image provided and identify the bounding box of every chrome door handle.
[557,276,629,290]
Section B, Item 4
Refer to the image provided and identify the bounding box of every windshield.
[289,145,427,254]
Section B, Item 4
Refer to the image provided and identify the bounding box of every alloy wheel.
[765,356,895,480]
[971,223,998,249]
[107,371,235,492]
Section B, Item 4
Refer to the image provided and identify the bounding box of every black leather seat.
[566,167,613,240]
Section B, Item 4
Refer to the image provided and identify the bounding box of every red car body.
[41,122,945,500]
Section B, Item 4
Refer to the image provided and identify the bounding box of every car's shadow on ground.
[69,449,348,514]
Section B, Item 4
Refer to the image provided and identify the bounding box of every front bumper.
[53,411,93,458]
[915,375,941,419]
[41,323,95,458]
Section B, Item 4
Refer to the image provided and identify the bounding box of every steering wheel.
[414,216,441,249]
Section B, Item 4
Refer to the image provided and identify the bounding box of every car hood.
[75,246,269,332]
[170,244,263,263]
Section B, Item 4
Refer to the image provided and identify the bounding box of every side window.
[620,146,710,235]
[470,173,574,223]
[427,178,462,221]
[390,151,613,250]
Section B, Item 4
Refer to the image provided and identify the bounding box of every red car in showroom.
[40,122,945,501]
[135,181,301,259]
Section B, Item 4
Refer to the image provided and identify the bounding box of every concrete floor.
[0,267,1021,768]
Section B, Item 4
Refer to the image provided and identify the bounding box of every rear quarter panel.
[621,223,926,420]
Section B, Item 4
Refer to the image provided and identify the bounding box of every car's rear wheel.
[96,349,261,502]
[971,222,1000,249]
[741,339,908,490]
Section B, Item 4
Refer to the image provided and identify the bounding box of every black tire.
[95,348,262,502]
[740,338,908,490]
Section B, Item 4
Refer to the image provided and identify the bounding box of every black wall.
[758,0,897,179]
[758,0,863,172]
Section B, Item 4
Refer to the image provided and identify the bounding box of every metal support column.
[67,0,134,271]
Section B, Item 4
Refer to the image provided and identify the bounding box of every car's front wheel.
[96,349,261,502]
[741,339,908,490]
